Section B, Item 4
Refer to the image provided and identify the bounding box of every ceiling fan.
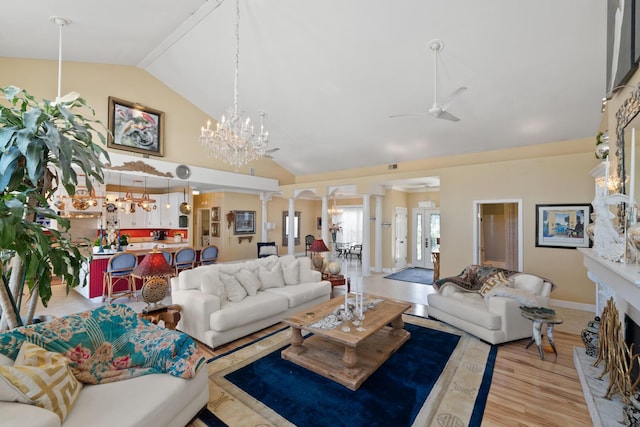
[390,39,467,122]
[265,147,279,159]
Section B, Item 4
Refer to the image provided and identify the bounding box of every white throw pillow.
[282,259,299,285]
[259,264,285,289]
[200,271,228,306]
[0,353,12,366]
[220,272,248,302]
[486,286,538,307]
[512,274,544,295]
[259,246,277,257]
[234,269,262,296]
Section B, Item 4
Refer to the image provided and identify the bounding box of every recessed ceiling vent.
[388,163,398,170]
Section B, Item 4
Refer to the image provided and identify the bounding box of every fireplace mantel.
[578,247,640,425]
[579,247,640,325]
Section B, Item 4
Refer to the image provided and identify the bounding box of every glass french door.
[412,208,440,268]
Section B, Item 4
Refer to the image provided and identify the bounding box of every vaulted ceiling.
[2,0,606,186]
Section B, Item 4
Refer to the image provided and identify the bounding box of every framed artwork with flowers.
[108,97,164,157]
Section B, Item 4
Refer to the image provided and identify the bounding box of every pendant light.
[50,16,71,100]
[166,179,171,209]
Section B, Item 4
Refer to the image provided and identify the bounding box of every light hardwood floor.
[32,261,593,426]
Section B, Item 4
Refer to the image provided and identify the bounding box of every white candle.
[345,283,348,310]
[631,128,636,223]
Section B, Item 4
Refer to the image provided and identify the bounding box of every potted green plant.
[0,86,109,330]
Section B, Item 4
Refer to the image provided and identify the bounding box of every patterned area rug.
[190,315,496,427]
[384,267,434,285]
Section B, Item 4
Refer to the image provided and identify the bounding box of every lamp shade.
[309,239,329,253]
[133,250,173,277]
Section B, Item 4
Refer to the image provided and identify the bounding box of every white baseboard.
[550,298,596,313]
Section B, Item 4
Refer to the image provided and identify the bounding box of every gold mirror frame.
[616,82,640,192]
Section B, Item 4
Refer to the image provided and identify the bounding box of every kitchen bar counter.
[76,243,198,301]
[91,240,190,259]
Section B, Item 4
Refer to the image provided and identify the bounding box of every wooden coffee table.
[282,296,411,390]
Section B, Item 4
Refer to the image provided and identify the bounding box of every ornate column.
[373,195,383,273]
[321,195,329,245]
[288,198,295,255]
[260,192,273,242]
[362,194,371,276]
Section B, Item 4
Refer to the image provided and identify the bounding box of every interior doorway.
[411,208,440,268]
[473,199,522,271]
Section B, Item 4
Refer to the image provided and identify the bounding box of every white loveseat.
[0,359,208,427]
[170,255,331,349]
[0,303,209,427]
[427,265,554,345]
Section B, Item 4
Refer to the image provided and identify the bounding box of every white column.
[260,192,269,242]
[321,196,329,244]
[288,198,295,255]
[374,195,383,273]
[362,194,371,276]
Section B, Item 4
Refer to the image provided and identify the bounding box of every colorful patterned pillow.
[0,342,82,422]
[479,271,513,296]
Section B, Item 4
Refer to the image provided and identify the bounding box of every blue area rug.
[384,267,434,285]
[197,315,497,426]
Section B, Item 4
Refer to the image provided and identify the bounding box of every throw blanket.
[433,265,556,293]
[0,304,205,384]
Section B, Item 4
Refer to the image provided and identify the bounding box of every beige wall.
[3,56,603,306]
[440,150,597,304]
[0,57,294,184]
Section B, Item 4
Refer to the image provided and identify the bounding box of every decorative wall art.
[607,0,635,96]
[535,204,593,249]
[108,97,164,157]
[234,210,256,235]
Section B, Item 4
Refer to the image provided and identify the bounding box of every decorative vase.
[331,231,337,243]
[581,316,600,357]
[327,261,341,275]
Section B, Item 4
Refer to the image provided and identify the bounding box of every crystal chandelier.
[200,0,269,169]
[328,198,343,216]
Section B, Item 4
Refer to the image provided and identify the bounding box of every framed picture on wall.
[535,203,592,249]
[234,210,255,235]
[316,217,322,230]
[107,96,164,157]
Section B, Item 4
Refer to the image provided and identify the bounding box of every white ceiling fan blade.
[435,110,460,122]
[388,112,429,119]
[440,86,467,111]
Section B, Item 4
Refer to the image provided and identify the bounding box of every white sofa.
[0,357,208,427]
[427,266,554,345]
[170,255,331,349]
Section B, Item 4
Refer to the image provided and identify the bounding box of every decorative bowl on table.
[520,306,556,318]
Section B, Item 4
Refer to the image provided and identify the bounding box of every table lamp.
[133,247,174,313]
[309,239,330,271]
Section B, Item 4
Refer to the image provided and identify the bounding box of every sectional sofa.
[170,254,331,349]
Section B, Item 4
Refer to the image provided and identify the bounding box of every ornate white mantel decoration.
[592,192,628,262]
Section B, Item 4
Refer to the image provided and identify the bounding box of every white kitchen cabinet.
[146,194,163,227]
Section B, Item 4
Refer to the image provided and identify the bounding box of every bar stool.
[200,245,219,265]
[173,247,196,275]
[102,252,138,303]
